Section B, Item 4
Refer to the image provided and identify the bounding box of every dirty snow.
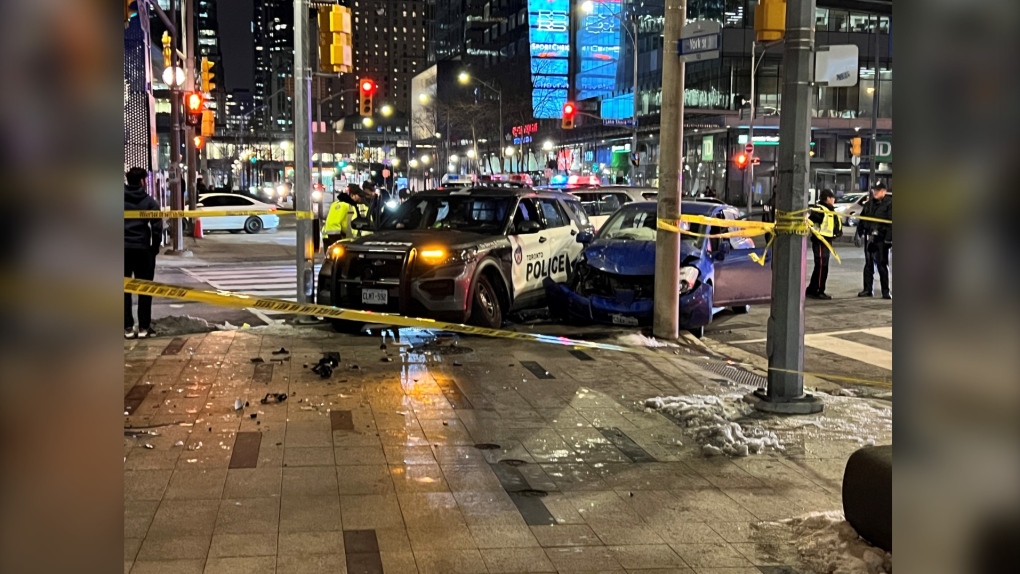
[614,332,678,348]
[644,392,892,456]
[754,510,892,574]
[644,394,783,456]
[151,315,237,336]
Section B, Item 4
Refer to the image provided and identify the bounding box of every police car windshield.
[381,195,514,233]
[599,207,705,246]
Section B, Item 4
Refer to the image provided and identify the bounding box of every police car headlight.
[419,247,477,266]
[679,266,700,294]
[385,199,399,210]
[328,244,345,260]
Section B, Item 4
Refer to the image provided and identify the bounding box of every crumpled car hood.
[583,239,699,275]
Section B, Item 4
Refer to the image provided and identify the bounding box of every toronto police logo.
[514,245,523,265]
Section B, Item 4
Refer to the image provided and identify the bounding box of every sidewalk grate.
[698,360,768,389]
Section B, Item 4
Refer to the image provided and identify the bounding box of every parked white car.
[569,187,658,230]
[193,193,280,234]
[834,191,891,226]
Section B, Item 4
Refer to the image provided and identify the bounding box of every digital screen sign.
[577,0,622,101]
[528,0,571,118]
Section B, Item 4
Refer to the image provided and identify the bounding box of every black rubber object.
[842,444,892,551]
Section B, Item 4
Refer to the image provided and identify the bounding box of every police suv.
[316,186,593,330]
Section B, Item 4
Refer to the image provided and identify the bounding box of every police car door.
[535,198,575,284]
[508,199,551,297]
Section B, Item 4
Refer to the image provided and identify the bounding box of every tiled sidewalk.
[124,327,889,574]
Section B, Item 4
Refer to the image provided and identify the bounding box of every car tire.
[229,229,242,234]
[183,219,195,235]
[469,275,503,329]
[330,319,364,334]
[687,325,705,339]
[732,305,749,314]
[244,216,263,234]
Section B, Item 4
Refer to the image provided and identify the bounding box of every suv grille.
[346,252,406,281]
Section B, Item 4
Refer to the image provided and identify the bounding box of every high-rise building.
[252,0,294,132]
[195,1,226,124]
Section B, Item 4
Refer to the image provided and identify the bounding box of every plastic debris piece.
[143,444,154,449]
[249,413,257,419]
[244,401,250,407]
[442,421,449,426]
[272,347,289,355]
[260,393,288,404]
[381,357,393,362]
[174,440,184,447]
[453,361,462,366]
[234,398,244,411]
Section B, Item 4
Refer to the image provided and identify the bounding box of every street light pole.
[294,0,314,304]
[184,0,198,211]
[753,0,823,414]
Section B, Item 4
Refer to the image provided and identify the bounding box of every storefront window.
[828,10,849,32]
[858,69,892,118]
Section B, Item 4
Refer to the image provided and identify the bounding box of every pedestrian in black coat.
[124,167,163,338]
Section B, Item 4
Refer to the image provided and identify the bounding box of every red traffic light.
[186,92,205,113]
[563,102,575,116]
[360,79,376,94]
[735,153,748,169]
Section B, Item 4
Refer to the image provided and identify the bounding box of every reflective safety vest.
[812,207,837,238]
[323,201,370,238]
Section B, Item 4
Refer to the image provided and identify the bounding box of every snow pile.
[151,316,241,337]
[615,332,678,348]
[644,394,783,457]
[757,511,892,574]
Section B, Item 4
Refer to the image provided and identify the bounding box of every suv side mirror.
[515,220,542,234]
[576,230,594,244]
[714,240,730,261]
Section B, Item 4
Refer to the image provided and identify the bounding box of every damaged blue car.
[544,201,771,337]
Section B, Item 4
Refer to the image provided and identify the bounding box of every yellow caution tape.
[125,210,316,220]
[122,278,892,389]
[810,207,891,225]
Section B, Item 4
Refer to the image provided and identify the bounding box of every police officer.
[806,188,842,299]
[322,184,373,249]
[857,183,892,299]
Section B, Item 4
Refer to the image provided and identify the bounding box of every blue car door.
[710,208,773,306]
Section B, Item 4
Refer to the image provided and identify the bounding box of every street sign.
[851,155,861,166]
[602,119,637,127]
[751,157,761,166]
[815,45,860,87]
[678,20,722,62]
[744,143,755,153]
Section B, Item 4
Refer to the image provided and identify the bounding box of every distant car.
[835,191,891,226]
[545,201,771,337]
[569,187,656,230]
[690,197,747,218]
[193,193,280,234]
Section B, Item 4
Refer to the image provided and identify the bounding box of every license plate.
[610,314,639,326]
[361,288,388,305]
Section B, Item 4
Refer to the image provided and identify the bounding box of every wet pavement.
[124,326,892,574]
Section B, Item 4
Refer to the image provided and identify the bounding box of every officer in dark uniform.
[857,183,892,299]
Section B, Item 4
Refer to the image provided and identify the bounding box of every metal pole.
[184,0,198,211]
[753,0,823,414]
[317,99,324,220]
[652,0,686,340]
[294,0,314,303]
[167,0,186,253]
[498,91,504,174]
[869,25,880,188]
[747,40,755,214]
[630,17,639,184]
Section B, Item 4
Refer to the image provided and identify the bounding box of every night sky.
[218,0,254,91]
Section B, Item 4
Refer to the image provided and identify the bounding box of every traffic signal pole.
[750,0,823,414]
[652,0,686,341]
[162,0,186,254]
[294,0,315,303]
[184,0,198,211]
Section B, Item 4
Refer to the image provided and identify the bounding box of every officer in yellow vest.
[806,189,842,299]
[322,184,374,249]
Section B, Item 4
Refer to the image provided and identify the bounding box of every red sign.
[511,122,540,138]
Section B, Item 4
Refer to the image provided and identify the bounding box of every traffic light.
[185,92,204,126]
[200,58,215,93]
[754,0,787,42]
[318,5,353,73]
[561,102,576,129]
[193,136,205,150]
[735,153,749,170]
[201,110,215,137]
[359,79,376,116]
[850,136,862,157]
[161,32,172,69]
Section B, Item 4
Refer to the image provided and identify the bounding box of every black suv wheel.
[469,275,503,329]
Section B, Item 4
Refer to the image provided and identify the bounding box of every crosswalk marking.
[803,333,893,371]
[182,264,322,314]
[728,326,893,371]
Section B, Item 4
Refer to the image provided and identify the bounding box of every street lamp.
[542,140,554,151]
[466,149,476,159]
[420,155,430,165]
[418,93,429,103]
[380,104,393,116]
[363,117,374,127]
[450,154,459,162]
[581,0,639,184]
[409,159,419,168]
[162,66,185,87]
[458,72,504,169]
[280,141,291,151]
[504,146,515,157]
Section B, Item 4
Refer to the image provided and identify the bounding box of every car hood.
[582,239,699,275]
[351,229,503,251]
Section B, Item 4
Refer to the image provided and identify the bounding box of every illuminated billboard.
[577,0,623,100]
[528,0,571,118]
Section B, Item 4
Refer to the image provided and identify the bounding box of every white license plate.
[361,288,389,305]
[610,314,639,326]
